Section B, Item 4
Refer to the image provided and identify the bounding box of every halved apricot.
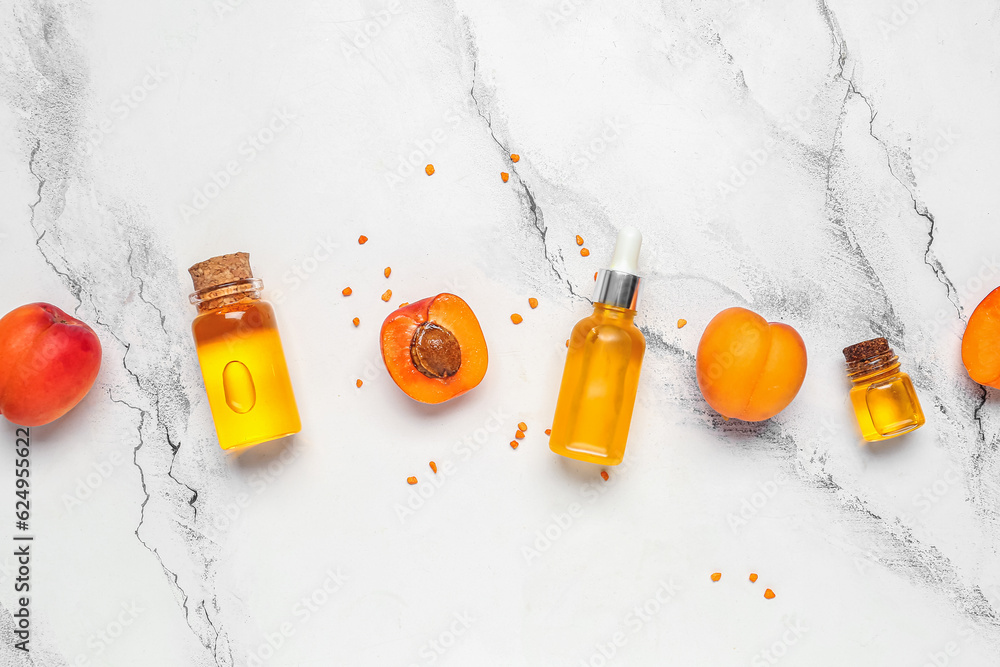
[962,286,1000,389]
[379,293,488,404]
[695,307,807,421]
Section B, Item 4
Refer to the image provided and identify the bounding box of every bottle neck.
[846,350,901,385]
[190,278,263,313]
[594,302,636,323]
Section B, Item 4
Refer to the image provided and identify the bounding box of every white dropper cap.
[608,226,642,275]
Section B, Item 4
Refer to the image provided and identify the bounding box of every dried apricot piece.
[407,476,417,485]
[342,287,353,296]
[353,317,360,327]
[764,588,776,599]
[711,572,722,582]
[528,297,538,309]
[600,470,609,481]
[425,164,435,176]
[382,289,392,302]
[511,313,523,324]
[358,235,368,244]
[501,172,509,182]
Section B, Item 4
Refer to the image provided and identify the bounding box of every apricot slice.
[380,294,488,404]
[695,307,807,421]
[962,286,1000,388]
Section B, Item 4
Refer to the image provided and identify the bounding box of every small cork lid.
[188,252,253,292]
[843,337,891,363]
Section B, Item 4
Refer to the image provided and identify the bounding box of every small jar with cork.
[843,337,925,442]
[189,252,301,450]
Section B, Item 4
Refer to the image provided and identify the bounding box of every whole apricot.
[696,307,807,421]
[0,303,103,426]
[962,286,1000,389]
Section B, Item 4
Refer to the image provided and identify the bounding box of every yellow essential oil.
[843,337,925,442]
[550,228,646,466]
[189,253,301,450]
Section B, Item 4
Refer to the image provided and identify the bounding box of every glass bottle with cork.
[189,252,301,450]
[843,337,925,442]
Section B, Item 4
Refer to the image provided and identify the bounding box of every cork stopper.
[843,337,891,363]
[188,252,253,292]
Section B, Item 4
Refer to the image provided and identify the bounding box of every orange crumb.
[518,421,528,432]
[407,476,417,485]
[353,317,360,327]
[600,470,609,481]
[749,573,758,583]
[594,272,598,280]
[528,297,538,309]
[398,302,409,308]
[511,153,520,162]
[429,461,438,473]
[764,588,776,599]
[711,572,722,582]
[342,287,352,296]
[501,172,509,183]
[565,339,569,347]
[515,430,525,439]
[425,164,434,176]
[544,429,551,436]
[580,248,590,257]
[356,379,363,388]
[358,235,368,244]
[576,235,584,246]
[510,440,519,449]
[382,289,392,302]
[384,267,391,278]
[511,313,523,324]
[677,319,687,328]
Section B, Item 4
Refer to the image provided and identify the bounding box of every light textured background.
[1,0,1000,665]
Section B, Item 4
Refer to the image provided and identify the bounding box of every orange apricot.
[695,307,807,421]
[962,286,1000,388]
[380,294,488,404]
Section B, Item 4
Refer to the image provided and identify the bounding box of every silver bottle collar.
[593,269,641,310]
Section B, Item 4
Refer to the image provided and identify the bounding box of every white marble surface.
[1,0,1000,664]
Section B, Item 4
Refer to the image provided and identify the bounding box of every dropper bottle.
[549,228,646,466]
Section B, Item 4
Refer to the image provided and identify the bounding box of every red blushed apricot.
[0,303,102,426]
[696,307,807,421]
[380,294,488,404]
[962,286,1000,389]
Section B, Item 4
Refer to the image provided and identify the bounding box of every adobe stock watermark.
[545,0,592,30]
[70,600,144,667]
[523,448,643,564]
[726,470,791,534]
[245,566,349,666]
[877,0,933,40]
[339,0,402,60]
[912,127,959,179]
[578,579,679,667]
[750,617,809,666]
[202,439,304,543]
[407,611,476,666]
[395,408,510,523]
[61,449,129,512]
[74,66,168,157]
[384,98,476,190]
[179,108,296,223]
[569,117,627,172]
